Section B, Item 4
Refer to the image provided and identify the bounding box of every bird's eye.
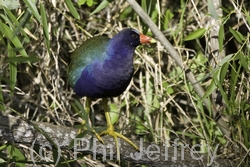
[131,34,137,38]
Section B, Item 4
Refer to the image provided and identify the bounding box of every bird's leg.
[79,98,104,144]
[100,98,139,159]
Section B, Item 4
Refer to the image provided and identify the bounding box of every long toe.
[99,126,139,151]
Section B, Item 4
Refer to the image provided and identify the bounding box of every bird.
[68,28,155,158]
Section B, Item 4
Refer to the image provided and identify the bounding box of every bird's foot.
[97,124,139,161]
[92,130,105,144]
[99,125,139,151]
[78,120,105,144]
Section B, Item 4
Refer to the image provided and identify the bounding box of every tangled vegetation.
[0,0,250,166]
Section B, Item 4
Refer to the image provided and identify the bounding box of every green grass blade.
[219,62,229,85]
[90,0,111,16]
[7,145,26,167]
[218,25,224,52]
[1,7,31,45]
[23,0,42,24]
[40,2,50,51]
[184,28,206,41]
[202,79,217,99]
[8,43,17,97]
[6,56,39,63]
[229,27,245,44]
[163,9,174,30]
[109,103,119,125]
[0,80,5,111]
[65,0,80,19]
[0,21,28,58]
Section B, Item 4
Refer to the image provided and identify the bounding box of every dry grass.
[1,0,250,166]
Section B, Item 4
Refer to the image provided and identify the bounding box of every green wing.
[68,36,109,87]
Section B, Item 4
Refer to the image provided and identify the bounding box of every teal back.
[68,36,109,87]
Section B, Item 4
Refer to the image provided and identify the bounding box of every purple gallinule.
[68,28,155,156]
